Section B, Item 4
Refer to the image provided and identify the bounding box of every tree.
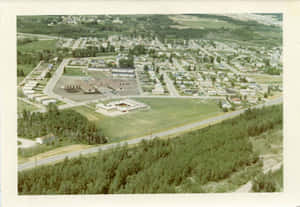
[143,65,149,71]
[159,74,164,83]
[211,76,216,85]
[45,71,52,78]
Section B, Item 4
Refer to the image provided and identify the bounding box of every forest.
[18,104,107,145]
[18,104,282,194]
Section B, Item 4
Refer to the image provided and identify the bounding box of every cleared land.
[19,144,92,164]
[169,15,238,30]
[72,98,223,141]
[18,39,58,53]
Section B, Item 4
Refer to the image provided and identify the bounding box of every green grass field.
[18,39,58,53]
[64,67,86,76]
[18,99,38,113]
[169,15,238,30]
[72,98,223,141]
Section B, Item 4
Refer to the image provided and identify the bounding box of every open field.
[169,15,238,30]
[18,39,58,53]
[72,98,223,141]
[18,99,38,113]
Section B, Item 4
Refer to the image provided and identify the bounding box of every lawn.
[18,99,38,113]
[72,98,223,141]
[64,67,86,76]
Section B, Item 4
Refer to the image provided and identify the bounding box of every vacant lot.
[72,98,223,141]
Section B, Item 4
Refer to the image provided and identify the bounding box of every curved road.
[18,96,282,171]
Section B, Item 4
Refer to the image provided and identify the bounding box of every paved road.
[163,71,179,96]
[43,58,76,106]
[135,69,144,95]
[18,96,282,171]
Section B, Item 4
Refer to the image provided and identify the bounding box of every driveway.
[18,138,37,149]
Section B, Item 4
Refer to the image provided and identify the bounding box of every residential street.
[43,58,76,106]
[163,71,179,96]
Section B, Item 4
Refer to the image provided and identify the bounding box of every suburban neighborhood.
[17,14,283,194]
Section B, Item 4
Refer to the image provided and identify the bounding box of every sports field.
[72,98,223,141]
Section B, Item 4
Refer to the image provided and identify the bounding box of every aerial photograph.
[17,13,283,194]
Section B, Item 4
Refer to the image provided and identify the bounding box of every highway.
[18,96,282,172]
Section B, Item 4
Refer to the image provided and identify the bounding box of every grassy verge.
[18,143,92,164]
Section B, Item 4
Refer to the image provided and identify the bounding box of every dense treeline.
[72,45,115,58]
[18,104,107,144]
[18,104,282,194]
